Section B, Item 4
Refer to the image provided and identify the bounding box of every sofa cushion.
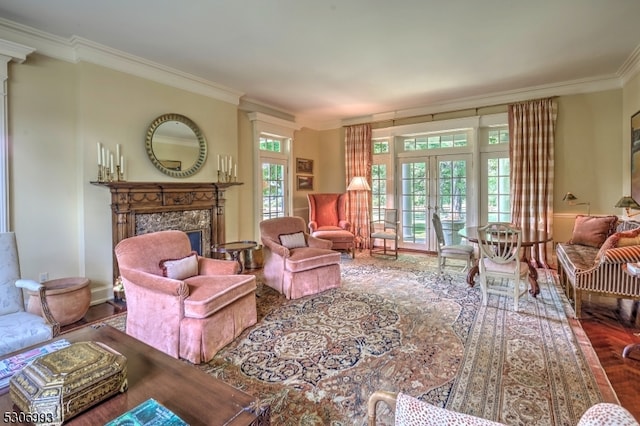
[569,215,618,248]
[285,247,341,273]
[160,252,199,280]
[596,227,640,262]
[279,231,307,249]
[183,275,256,319]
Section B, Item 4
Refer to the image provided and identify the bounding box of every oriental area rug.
[104,253,612,425]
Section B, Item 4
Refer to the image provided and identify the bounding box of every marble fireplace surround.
[92,181,242,279]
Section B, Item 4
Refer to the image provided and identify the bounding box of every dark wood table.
[212,241,257,273]
[459,226,552,296]
[0,324,269,425]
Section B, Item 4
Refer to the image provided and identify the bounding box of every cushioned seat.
[183,274,256,319]
[260,216,342,299]
[115,230,257,364]
[308,193,355,258]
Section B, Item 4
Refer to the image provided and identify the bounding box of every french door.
[398,154,471,251]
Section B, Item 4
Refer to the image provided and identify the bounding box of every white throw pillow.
[160,252,199,280]
[279,232,307,249]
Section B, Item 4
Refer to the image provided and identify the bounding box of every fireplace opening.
[186,230,203,256]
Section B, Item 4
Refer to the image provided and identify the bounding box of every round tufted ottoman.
[27,277,91,326]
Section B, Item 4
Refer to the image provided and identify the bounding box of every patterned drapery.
[508,98,557,267]
[345,124,372,249]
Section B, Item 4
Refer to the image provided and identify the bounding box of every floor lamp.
[347,176,370,249]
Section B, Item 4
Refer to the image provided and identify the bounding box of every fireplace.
[92,181,242,279]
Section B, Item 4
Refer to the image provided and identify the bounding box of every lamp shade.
[347,176,370,191]
[563,192,577,202]
[614,196,640,209]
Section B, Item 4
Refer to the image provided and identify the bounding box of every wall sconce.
[563,192,590,215]
[614,196,640,218]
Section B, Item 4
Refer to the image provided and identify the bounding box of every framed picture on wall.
[631,110,640,202]
[296,158,313,174]
[297,175,314,191]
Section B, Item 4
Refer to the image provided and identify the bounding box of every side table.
[212,241,257,273]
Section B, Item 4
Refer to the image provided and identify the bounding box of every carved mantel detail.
[92,181,242,279]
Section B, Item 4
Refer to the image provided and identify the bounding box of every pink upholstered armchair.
[114,230,257,364]
[307,193,355,258]
[260,216,341,299]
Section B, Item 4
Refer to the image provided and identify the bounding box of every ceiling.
[1,0,640,129]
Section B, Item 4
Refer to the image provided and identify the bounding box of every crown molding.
[0,18,243,105]
[0,39,35,63]
[342,74,622,127]
[619,44,640,86]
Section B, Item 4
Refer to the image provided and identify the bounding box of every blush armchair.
[0,232,59,356]
[114,230,257,364]
[308,193,355,258]
[260,216,342,299]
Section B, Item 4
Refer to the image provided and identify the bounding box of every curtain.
[345,124,372,249]
[508,98,557,267]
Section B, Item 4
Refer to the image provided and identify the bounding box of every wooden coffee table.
[0,324,269,425]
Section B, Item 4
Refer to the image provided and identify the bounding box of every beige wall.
[623,71,640,196]
[10,54,241,301]
[8,50,639,303]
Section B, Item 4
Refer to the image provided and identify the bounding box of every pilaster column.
[0,40,35,232]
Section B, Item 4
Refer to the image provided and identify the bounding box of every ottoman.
[312,229,355,258]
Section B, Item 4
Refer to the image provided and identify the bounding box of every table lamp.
[614,195,640,218]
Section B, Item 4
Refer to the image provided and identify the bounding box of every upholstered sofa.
[556,215,640,318]
[0,232,59,356]
[260,216,341,299]
[367,391,639,425]
[115,230,257,364]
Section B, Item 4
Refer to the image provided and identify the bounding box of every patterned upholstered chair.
[0,232,59,356]
[260,216,341,299]
[367,391,639,426]
[308,193,355,258]
[115,230,257,364]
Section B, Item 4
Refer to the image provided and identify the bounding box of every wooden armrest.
[16,279,60,336]
[367,391,398,426]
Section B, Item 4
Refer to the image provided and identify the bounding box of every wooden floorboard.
[578,295,640,420]
[69,286,640,421]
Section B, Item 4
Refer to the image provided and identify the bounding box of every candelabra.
[217,170,236,183]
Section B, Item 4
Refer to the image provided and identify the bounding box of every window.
[486,156,510,222]
[481,125,510,223]
[249,112,299,236]
[372,139,392,222]
[403,132,468,151]
[259,136,288,221]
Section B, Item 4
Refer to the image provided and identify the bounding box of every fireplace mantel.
[92,181,242,278]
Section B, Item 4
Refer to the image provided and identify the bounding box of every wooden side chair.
[432,213,474,273]
[370,209,399,259]
[477,222,529,311]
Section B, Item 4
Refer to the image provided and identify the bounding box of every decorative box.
[9,341,128,425]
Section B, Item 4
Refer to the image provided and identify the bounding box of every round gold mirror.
[145,113,207,178]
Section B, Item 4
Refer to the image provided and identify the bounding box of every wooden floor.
[576,294,640,419]
[70,292,640,420]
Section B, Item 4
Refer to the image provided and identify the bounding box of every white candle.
[120,155,124,172]
[217,155,220,172]
[228,156,232,173]
[234,164,237,178]
[101,147,106,168]
[110,154,114,174]
[116,144,121,164]
[97,142,102,166]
